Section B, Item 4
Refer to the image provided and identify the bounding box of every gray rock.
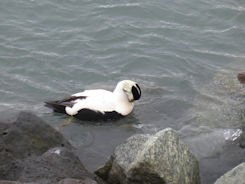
[95,128,200,184]
[0,181,21,184]
[238,132,245,148]
[0,111,71,164]
[16,147,92,184]
[214,162,245,184]
[0,111,94,184]
[238,123,245,148]
[58,178,98,184]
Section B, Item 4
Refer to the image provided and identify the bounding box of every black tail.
[45,100,66,113]
[45,95,86,114]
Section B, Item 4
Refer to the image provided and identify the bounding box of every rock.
[185,65,245,183]
[238,72,245,84]
[238,129,245,148]
[214,162,245,184]
[238,123,245,148]
[239,134,245,148]
[95,128,200,184]
[16,147,92,183]
[0,111,71,164]
[58,178,98,184]
[0,181,21,184]
[0,111,95,184]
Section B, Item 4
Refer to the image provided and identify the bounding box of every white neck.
[113,82,128,102]
[113,82,134,115]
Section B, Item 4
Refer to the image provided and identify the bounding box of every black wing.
[45,96,87,113]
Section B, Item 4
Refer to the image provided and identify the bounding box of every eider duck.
[45,80,141,121]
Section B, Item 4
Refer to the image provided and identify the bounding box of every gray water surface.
[1,0,245,183]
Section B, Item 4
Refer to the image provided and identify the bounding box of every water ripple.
[215,5,245,12]
[98,3,141,9]
[202,26,238,33]
[192,49,245,59]
[224,129,242,141]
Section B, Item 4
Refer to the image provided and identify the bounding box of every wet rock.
[238,123,245,148]
[0,181,21,184]
[16,147,92,183]
[95,128,200,184]
[58,178,98,184]
[238,131,245,148]
[239,136,245,148]
[185,66,245,183]
[214,162,245,184]
[0,111,71,164]
[0,111,94,184]
[237,72,245,84]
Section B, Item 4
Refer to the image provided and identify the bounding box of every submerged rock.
[214,162,245,184]
[183,63,245,183]
[95,128,200,184]
[0,111,95,184]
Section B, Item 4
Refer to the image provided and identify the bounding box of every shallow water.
[1,0,245,183]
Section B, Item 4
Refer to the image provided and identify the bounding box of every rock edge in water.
[214,162,245,184]
[95,128,200,184]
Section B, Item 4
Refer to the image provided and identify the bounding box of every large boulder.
[95,128,200,184]
[214,162,245,184]
[0,111,71,164]
[0,111,96,184]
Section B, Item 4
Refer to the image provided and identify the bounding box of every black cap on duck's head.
[116,80,141,103]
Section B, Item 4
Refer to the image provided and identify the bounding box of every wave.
[98,3,141,9]
[192,49,245,59]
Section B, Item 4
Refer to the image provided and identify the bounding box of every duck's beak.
[130,99,135,103]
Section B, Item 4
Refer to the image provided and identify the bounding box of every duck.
[45,80,141,121]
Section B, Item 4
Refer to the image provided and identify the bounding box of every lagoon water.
[1,0,245,183]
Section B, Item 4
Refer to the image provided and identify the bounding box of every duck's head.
[115,80,141,103]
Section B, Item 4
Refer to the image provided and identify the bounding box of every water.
[1,0,245,183]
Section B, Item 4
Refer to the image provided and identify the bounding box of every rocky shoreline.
[0,111,244,184]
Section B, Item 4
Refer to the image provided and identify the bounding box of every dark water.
[1,0,245,183]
